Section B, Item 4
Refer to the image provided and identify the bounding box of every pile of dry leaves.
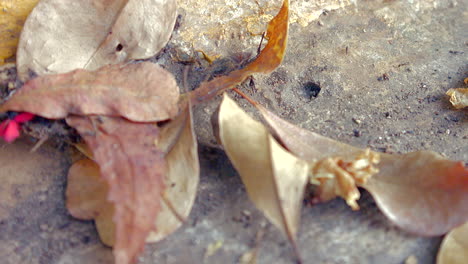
[0,0,467,263]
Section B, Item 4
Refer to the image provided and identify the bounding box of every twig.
[232,88,259,106]
[30,135,48,153]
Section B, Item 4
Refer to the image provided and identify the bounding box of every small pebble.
[352,118,361,125]
[38,194,47,201]
[242,210,251,217]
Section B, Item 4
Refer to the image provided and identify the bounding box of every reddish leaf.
[66,116,166,264]
[0,63,179,122]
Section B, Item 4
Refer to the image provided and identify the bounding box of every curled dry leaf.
[309,149,380,210]
[216,94,309,250]
[65,105,199,263]
[257,105,468,236]
[0,62,179,122]
[190,0,289,104]
[446,88,468,109]
[66,116,166,264]
[257,105,377,208]
[437,221,468,264]
[17,0,177,80]
[0,0,39,64]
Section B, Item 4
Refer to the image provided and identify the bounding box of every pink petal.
[13,112,35,123]
[3,121,20,143]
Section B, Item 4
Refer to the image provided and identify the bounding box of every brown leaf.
[437,221,468,264]
[216,94,309,256]
[0,63,179,122]
[66,158,115,246]
[190,0,289,104]
[258,105,468,235]
[363,152,468,236]
[446,88,468,109]
[66,158,109,220]
[66,116,165,264]
[16,0,177,80]
[242,0,289,74]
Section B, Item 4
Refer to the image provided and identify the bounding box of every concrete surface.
[0,0,467,264]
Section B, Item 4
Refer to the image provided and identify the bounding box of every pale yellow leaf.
[17,0,177,80]
[217,94,309,245]
[147,105,199,242]
[437,222,468,264]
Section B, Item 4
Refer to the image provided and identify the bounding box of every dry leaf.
[65,105,198,263]
[242,0,289,74]
[66,159,109,220]
[190,0,289,104]
[217,94,309,250]
[66,158,115,246]
[0,63,179,122]
[309,149,380,210]
[437,221,468,264]
[446,88,468,109]
[258,105,468,235]
[363,152,468,236]
[257,105,376,208]
[66,116,166,264]
[148,105,199,242]
[0,0,39,64]
[17,0,177,81]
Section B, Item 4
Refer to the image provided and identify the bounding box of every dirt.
[0,1,467,264]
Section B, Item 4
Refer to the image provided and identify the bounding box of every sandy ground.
[0,0,467,264]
